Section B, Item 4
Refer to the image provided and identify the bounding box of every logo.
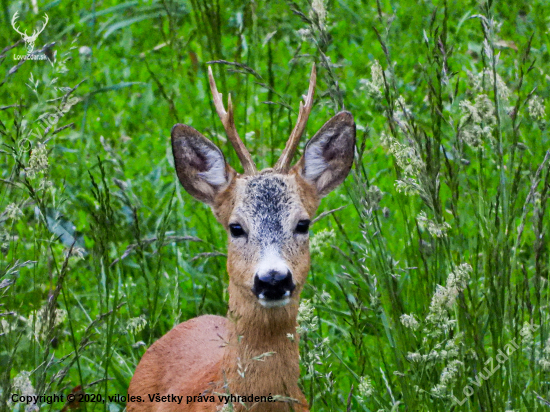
[11,11,49,60]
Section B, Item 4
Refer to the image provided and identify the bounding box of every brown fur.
[128,111,355,412]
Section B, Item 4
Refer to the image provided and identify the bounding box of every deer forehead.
[231,173,308,245]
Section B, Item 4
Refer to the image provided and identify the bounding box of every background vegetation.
[1,0,549,410]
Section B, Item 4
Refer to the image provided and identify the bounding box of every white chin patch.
[258,297,291,308]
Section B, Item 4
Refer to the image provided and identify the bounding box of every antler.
[11,12,48,40]
[29,13,49,41]
[208,66,256,175]
[274,64,317,173]
[11,12,28,37]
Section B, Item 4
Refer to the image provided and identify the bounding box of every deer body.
[128,66,355,411]
[128,315,227,412]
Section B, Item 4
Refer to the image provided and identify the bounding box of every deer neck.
[221,283,302,400]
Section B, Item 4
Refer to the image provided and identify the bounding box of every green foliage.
[1,0,549,411]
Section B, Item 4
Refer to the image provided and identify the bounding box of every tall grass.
[1,0,548,411]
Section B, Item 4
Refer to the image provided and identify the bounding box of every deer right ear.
[292,111,356,198]
[171,124,235,205]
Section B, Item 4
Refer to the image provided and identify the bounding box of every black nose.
[252,270,295,301]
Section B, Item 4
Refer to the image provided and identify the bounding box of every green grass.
[1,0,549,411]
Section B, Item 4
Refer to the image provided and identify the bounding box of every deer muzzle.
[252,268,296,308]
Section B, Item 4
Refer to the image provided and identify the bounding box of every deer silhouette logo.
[11,12,49,54]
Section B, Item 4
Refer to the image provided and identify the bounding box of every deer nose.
[252,270,296,304]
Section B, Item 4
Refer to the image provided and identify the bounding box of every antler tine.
[34,14,49,37]
[11,12,27,36]
[274,64,317,173]
[207,66,256,175]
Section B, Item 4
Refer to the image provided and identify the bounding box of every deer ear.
[171,124,235,205]
[292,111,356,198]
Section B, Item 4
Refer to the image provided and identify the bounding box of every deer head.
[11,12,49,54]
[171,65,355,312]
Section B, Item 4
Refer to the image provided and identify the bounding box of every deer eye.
[229,223,246,237]
[295,220,310,234]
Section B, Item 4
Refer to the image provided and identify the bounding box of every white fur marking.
[255,247,290,281]
[198,149,226,186]
[259,297,291,308]
[304,142,328,181]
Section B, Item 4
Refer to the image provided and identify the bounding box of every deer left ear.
[292,111,356,198]
[171,124,235,205]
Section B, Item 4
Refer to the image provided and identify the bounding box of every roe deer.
[128,64,355,412]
